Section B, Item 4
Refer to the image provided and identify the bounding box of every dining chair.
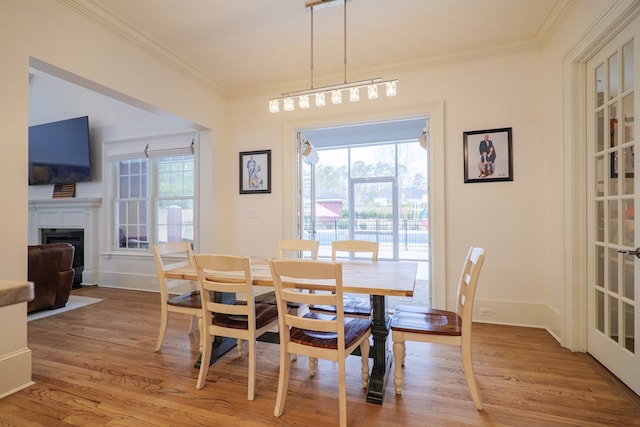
[268,258,371,427]
[309,240,378,318]
[193,253,279,400]
[390,246,486,410]
[152,241,202,352]
[253,239,320,310]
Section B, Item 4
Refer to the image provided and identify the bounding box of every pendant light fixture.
[268,0,398,113]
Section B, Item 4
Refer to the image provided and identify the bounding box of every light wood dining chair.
[390,246,486,410]
[253,239,320,309]
[193,254,279,400]
[277,239,319,260]
[152,241,202,352]
[309,240,378,318]
[268,258,371,427]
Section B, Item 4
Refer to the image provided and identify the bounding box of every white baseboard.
[98,271,192,294]
[456,297,564,342]
[0,348,34,400]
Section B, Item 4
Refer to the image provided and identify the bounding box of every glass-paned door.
[587,16,639,395]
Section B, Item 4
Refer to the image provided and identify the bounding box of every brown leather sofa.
[27,243,75,313]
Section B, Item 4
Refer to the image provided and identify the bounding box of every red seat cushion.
[390,305,461,336]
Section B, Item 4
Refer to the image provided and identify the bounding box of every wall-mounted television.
[28,116,91,185]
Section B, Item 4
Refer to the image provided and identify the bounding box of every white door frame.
[282,101,446,308]
[564,1,640,352]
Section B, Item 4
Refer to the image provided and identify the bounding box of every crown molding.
[58,0,227,98]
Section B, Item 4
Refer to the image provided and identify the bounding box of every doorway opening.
[299,117,431,308]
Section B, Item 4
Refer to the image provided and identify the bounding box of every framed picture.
[463,127,513,183]
[239,150,271,194]
[609,118,634,179]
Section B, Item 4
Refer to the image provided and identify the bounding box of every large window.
[108,135,196,250]
[303,141,428,260]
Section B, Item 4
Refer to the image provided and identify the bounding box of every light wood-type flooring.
[1,286,639,426]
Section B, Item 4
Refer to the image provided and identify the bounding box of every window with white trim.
[106,133,196,250]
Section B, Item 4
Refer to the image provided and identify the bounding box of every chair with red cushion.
[152,241,202,352]
[390,246,486,410]
[193,253,279,400]
[268,258,371,427]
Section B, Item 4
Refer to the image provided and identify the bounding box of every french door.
[587,15,639,395]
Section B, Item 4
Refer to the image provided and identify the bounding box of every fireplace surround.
[28,198,102,286]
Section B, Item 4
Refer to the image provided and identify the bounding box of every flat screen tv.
[28,116,91,185]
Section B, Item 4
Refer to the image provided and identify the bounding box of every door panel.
[587,16,639,395]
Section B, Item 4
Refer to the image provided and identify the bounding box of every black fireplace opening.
[41,228,84,289]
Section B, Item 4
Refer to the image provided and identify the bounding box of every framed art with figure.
[240,150,271,194]
[463,127,513,183]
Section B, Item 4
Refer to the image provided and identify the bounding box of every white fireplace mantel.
[28,198,102,285]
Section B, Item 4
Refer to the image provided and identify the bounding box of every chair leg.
[196,332,213,389]
[197,317,203,352]
[392,340,405,395]
[237,339,246,357]
[338,359,347,427]
[155,307,169,352]
[360,337,370,388]
[461,343,483,410]
[308,357,318,377]
[274,348,291,417]
[189,314,197,334]
[247,339,256,400]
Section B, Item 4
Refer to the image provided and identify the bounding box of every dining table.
[164,256,417,405]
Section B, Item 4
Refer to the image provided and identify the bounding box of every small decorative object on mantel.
[239,150,271,194]
[463,127,513,183]
[52,183,76,198]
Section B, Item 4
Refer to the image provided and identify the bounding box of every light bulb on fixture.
[299,94,310,109]
[332,90,342,104]
[349,87,360,102]
[283,97,295,111]
[367,84,378,99]
[269,99,280,113]
[386,81,397,97]
[315,92,326,107]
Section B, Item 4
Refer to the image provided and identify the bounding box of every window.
[107,134,196,250]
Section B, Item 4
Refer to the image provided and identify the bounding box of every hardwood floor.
[1,286,639,426]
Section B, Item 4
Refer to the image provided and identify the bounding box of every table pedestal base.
[366,294,390,404]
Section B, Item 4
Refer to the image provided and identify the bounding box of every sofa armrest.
[52,269,75,310]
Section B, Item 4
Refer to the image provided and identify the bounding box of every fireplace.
[29,197,102,286]
[41,228,84,289]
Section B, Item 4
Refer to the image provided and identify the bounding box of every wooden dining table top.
[164,257,417,297]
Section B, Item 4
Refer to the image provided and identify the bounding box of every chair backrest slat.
[456,246,485,331]
[332,240,378,261]
[277,239,319,260]
[152,241,194,272]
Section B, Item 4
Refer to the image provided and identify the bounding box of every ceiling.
[80,0,571,97]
